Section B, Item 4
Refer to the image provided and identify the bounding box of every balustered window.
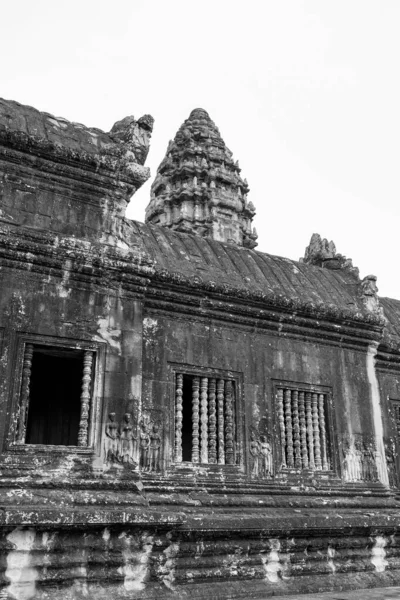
[275,385,332,471]
[174,372,237,465]
[15,342,95,447]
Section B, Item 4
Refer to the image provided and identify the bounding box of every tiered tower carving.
[145,108,257,248]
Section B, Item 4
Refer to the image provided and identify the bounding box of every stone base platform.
[272,587,400,599]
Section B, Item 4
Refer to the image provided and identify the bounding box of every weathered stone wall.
[142,310,387,484]
[2,522,400,599]
[2,98,400,599]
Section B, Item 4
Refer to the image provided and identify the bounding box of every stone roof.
[0,97,154,188]
[133,222,373,318]
[0,97,394,338]
[380,297,400,341]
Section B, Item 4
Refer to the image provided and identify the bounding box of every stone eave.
[376,342,400,371]
[0,128,150,193]
[145,294,383,351]
[150,268,385,331]
[0,225,154,294]
[0,224,387,344]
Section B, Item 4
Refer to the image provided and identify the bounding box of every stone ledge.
[270,586,400,599]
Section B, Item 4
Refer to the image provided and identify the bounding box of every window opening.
[17,343,94,447]
[276,387,331,471]
[175,372,236,465]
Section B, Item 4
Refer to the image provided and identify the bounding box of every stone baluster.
[277,388,286,467]
[292,390,302,468]
[208,378,217,464]
[284,389,294,468]
[318,394,329,470]
[231,385,237,459]
[78,351,94,447]
[175,373,183,463]
[298,391,308,468]
[17,343,34,443]
[225,380,235,464]
[312,393,322,469]
[305,392,315,469]
[200,377,209,464]
[192,377,200,463]
[217,379,225,464]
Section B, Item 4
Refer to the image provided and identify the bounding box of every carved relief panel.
[341,433,387,484]
[104,408,164,473]
[249,426,273,479]
[386,398,400,487]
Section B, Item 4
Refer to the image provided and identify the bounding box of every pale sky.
[2,1,400,298]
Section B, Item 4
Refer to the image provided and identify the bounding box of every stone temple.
[1,98,400,600]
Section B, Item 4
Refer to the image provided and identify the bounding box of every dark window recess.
[174,372,237,465]
[181,375,193,461]
[16,343,94,447]
[25,349,83,445]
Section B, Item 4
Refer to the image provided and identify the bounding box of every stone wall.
[2,98,400,599]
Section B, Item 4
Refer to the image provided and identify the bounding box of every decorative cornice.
[151,268,385,329]
[0,129,151,193]
[0,224,154,295]
[0,224,393,345]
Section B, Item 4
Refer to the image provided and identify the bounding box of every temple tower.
[145,108,258,248]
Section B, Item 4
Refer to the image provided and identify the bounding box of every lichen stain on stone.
[159,539,180,590]
[275,351,284,368]
[367,344,389,485]
[195,540,205,558]
[223,546,248,578]
[55,259,72,298]
[41,531,57,577]
[143,317,159,337]
[117,531,153,592]
[5,528,37,600]
[327,545,336,573]
[261,538,291,583]
[102,527,111,543]
[371,535,388,572]
[71,564,89,598]
[96,315,122,353]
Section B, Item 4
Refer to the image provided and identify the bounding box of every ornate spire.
[145,108,257,248]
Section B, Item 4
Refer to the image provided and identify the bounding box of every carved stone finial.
[303,233,336,263]
[360,274,378,296]
[301,233,359,276]
[145,108,257,249]
[360,274,383,316]
[109,114,154,165]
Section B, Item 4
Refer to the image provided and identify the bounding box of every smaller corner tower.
[145,108,257,248]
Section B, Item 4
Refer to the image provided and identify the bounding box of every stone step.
[269,587,400,599]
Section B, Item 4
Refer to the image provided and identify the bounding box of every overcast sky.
[2,1,400,298]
